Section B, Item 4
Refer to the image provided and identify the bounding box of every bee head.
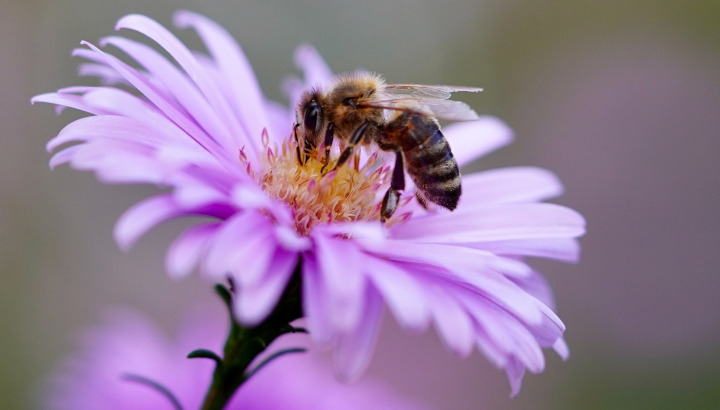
[296,89,326,150]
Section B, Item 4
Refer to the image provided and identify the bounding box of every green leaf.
[214,283,232,311]
[243,347,307,382]
[122,373,184,410]
[187,348,223,367]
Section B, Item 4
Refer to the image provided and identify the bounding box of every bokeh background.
[2,0,719,408]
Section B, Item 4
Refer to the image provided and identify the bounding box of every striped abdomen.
[394,114,461,210]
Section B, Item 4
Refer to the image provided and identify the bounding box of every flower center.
[252,132,404,235]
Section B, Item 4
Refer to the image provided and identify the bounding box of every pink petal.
[49,145,81,169]
[66,140,169,184]
[359,240,546,325]
[334,285,383,383]
[72,47,111,67]
[463,238,581,263]
[48,115,141,152]
[459,166,564,206]
[231,185,296,228]
[170,168,239,205]
[262,100,295,144]
[165,223,219,279]
[313,234,365,332]
[473,325,508,369]
[231,185,278,210]
[233,250,297,326]
[443,116,513,168]
[283,44,335,108]
[100,35,239,153]
[32,92,105,117]
[274,224,312,252]
[156,143,221,172]
[357,239,497,274]
[510,269,557,309]
[553,337,570,360]
[461,293,546,372]
[294,44,334,88]
[78,41,235,170]
[77,88,194,146]
[427,287,475,358]
[530,310,567,348]
[172,182,230,211]
[114,194,184,250]
[202,212,275,285]
[392,203,586,243]
[505,356,526,397]
[302,255,334,344]
[77,62,126,84]
[363,258,430,332]
[115,14,253,160]
[314,221,386,241]
[79,87,167,129]
[88,155,167,184]
[174,10,268,159]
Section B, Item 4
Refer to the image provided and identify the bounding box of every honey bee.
[295,73,481,221]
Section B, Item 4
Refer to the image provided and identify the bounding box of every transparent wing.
[365,97,480,121]
[384,84,483,100]
[373,84,483,121]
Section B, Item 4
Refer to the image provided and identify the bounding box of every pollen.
[253,133,398,235]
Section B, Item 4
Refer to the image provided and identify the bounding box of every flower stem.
[199,263,304,410]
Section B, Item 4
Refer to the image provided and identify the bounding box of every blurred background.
[2,0,720,408]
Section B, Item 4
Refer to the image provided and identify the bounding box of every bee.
[295,73,481,221]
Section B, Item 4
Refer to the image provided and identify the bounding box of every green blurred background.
[2,0,720,408]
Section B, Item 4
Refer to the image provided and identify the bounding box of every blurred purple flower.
[34,11,585,394]
[44,309,429,409]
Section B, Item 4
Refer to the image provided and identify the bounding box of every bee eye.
[343,97,357,107]
[303,100,321,133]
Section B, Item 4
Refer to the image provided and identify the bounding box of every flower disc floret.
[251,135,395,235]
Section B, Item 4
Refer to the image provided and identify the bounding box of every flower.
[44,308,429,409]
[34,11,585,395]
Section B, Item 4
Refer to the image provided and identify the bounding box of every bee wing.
[378,84,482,121]
[384,84,483,100]
[368,97,480,121]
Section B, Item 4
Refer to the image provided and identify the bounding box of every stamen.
[257,134,402,235]
[261,128,269,147]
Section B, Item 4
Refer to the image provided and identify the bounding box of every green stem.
[199,264,304,410]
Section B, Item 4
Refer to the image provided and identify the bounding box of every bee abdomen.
[406,128,451,167]
[406,129,461,210]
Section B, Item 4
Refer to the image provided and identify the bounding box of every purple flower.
[44,309,429,409]
[34,11,585,394]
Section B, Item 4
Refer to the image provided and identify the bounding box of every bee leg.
[381,150,405,222]
[293,123,305,165]
[319,123,335,173]
[415,191,429,209]
[334,122,370,170]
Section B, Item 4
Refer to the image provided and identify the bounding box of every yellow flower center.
[247,131,408,236]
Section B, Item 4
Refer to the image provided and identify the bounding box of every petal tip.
[172,10,197,28]
[114,14,144,31]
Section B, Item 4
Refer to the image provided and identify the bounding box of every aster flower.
[34,11,585,396]
[44,308,429,410]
